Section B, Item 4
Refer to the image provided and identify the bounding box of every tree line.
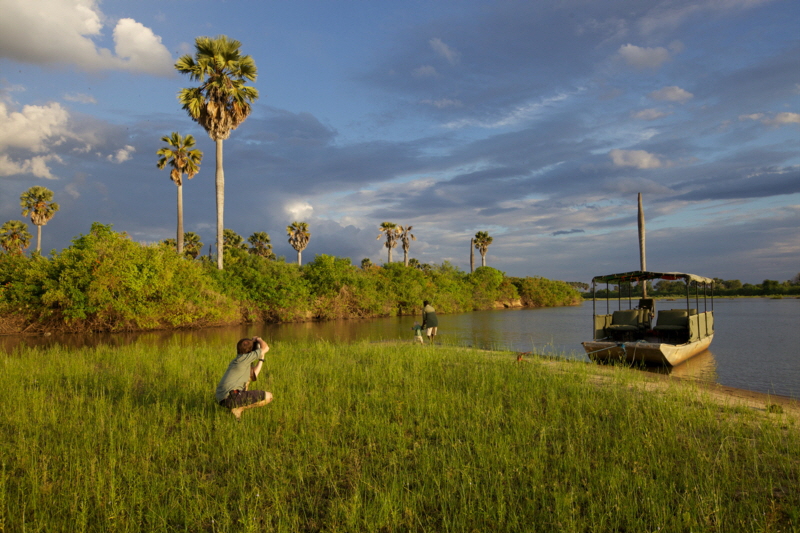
[0,223,580,334]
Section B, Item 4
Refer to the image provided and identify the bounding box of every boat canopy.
[591,270,715,285]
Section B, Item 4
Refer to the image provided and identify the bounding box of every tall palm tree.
[223,228,247,252]
[183,232,203,259]
[248,231,274,259]
[287,221,310,266]
[0,220,32,255]
[19,186,59,253]
[175,35,259,270]
[398,225,416,267]
[474,231,493,267]
[377,222,400,263]
[156,132,203,255]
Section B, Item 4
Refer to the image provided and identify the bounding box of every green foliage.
[2,223,237,331]
[211,253,312,322]
[511,276,582,307]
[1,223,582,332]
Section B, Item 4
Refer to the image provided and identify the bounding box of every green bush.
[511,276,581,307]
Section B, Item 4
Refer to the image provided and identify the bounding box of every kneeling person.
[215,336,273,420]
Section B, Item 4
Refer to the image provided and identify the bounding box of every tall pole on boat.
[638,193,647,297]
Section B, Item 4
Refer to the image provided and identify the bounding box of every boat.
[581,270,715,366]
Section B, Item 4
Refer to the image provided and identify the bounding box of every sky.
[0,0,798,285]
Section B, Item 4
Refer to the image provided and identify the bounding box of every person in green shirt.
[215,336,273,420]
[422,300,438,343]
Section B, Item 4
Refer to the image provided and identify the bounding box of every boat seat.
[653,309,697,339]
[607,309,644,340]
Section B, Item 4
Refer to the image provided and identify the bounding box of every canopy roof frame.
[591,270,714,286]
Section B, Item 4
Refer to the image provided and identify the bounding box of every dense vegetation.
[2,340,797,531]
[0,223,580,334]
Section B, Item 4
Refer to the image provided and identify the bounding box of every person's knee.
[263,391,274,403]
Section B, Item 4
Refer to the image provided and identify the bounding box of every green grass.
[1,340,798,532]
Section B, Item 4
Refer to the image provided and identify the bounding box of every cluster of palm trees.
[0,186,60,255]
[375,222,494,270]
[5,34,497,271]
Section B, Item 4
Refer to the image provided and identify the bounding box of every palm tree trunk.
[177,183,184,255]
[215,139,224,270]
[297,250,302,266]
[481,251,486,267]
[387,249,392,263]
[404,249,408,267]
[470,238,474,273]
[36,224,42,253]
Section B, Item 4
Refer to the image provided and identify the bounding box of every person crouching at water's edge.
[422,300,438,343]
[215,336,273,420]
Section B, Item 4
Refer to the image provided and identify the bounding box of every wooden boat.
[582,270,715,366]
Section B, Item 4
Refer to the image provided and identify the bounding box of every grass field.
[1,339,798,532]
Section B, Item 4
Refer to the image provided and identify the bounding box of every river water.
[2,298,798,398]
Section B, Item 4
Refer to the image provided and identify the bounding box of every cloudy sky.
[1,0,798,284]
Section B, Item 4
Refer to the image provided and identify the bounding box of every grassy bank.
[1,341,798,531]
[0,223,580,334]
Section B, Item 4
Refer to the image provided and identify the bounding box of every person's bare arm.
[251,336,270,380]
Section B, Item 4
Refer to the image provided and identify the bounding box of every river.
[2,298,798,399]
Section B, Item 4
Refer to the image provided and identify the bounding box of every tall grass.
[1,341,797,531]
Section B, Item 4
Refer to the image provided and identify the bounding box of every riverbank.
[2,340,797,531]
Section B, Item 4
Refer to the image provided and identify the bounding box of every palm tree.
[223,228,247,252]
[20,186,59,253]
[287,221,310,266]
[377,222,400,263]
[398,225,416,267]
[248,231,274,259]
[361,257,373,270]
[0,220,32,255]
[156,132,203,255]
[175,35,259,270]
[183,232,203,259]
[474,231,493,267]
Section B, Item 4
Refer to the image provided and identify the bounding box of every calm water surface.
[2,298,798,398]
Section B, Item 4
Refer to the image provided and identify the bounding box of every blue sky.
[1,0,798,284]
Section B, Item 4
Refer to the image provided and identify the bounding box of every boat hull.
[582,335,713,367]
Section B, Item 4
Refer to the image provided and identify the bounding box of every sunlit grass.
[1,340,798,531]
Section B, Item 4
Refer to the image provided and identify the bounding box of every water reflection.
[647,349,718,384]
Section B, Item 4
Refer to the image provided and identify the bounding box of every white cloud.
[764,112,800,126]
[617,44,671,69]
[443,90,577,129]
[648,86,693,103]
[429,38,460,65]
[0,101,70,153]
[413,65,438,78]
[739,113,764,121]
[0,0,172,75]
[420,98,463,108]
[107,145,135,163]
[285,201,313,220]
[739,112,800,126]
[0,154,61,179]
[609,149,664,169]
[64,93,97,104]
[632,108,669,120]
[112,18,173,75]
